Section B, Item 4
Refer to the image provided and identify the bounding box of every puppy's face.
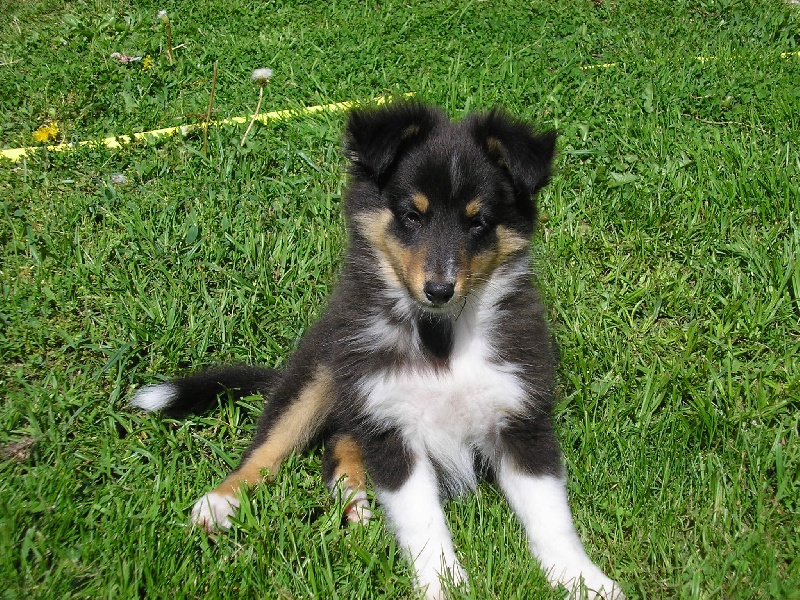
[345,103,556,313]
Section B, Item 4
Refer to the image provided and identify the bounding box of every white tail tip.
[130,383,178,412]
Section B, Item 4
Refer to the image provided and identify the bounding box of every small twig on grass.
[681,113,738,127]
[202,61,219,156]
[241,68,273,147]
[681,113,768,135]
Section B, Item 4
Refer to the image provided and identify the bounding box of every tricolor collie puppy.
[132,102,622,599]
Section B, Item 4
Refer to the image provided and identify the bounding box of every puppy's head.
[344,102,556,313]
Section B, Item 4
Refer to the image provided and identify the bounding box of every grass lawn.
[1,0,799,598]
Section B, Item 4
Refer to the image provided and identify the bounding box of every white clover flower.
[158,9,168,20]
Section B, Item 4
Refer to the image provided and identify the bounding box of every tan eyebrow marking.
[465,198,482,219]
[412,192,429,214]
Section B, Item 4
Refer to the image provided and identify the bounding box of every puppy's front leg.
[496,459,623,599]
[378,457,466,600]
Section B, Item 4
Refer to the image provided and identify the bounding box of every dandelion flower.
[241,68,273,146]
[142,55,154,71]
[251,68,273,83]
[33,121,59,143]
[158,10,175,63]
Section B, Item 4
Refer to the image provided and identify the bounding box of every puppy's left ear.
[467,110,557,200]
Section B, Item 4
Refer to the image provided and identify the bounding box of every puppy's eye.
[401,211,422,227]
[470,217,489,235]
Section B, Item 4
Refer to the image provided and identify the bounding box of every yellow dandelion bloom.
[142,55,154,71]
[33,122,59,143]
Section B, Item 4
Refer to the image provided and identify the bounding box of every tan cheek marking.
[496,225,529,258]
[459,226,529,293]
[456,247,499,297]
[331,435,367,491]
[400,242,428,303]
[211,367,334,497]
[465,198,482,219]
[353,209,428,302]
[454,250,469,298]
[382,226,425,301]
[353,209,404,288]
[412,192,429,215]
[353,209,393,247]
[466,248,501,282]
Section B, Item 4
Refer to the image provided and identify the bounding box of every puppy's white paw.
[190,492,239,533]
[420,560,468,600]
[343,488,373,524]
[575,579,624,600]
[555,569,624,600]
[446,560,469,591]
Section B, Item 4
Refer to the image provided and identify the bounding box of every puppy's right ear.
[344,102,443,180]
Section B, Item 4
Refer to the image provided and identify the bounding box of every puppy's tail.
[130,365,279,418]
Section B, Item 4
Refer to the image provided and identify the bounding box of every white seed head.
[251,68,274,84]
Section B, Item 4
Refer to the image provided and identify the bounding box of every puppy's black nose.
[423,281,455,304]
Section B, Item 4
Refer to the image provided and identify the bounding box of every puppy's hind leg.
[323,434,372,524]
[192,366,335,533]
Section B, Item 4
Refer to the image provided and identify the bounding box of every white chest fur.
[358,310,527,493]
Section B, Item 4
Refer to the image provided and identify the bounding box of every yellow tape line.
[580,62,619,70]
[1,94,408,163]
[581,50,798,71]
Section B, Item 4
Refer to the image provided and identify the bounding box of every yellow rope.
[1,94,408,163]
[3,47,798,163]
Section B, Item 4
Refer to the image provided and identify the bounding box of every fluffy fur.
[131,102,623,599]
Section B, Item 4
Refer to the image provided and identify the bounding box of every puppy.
[132,102,623,599]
